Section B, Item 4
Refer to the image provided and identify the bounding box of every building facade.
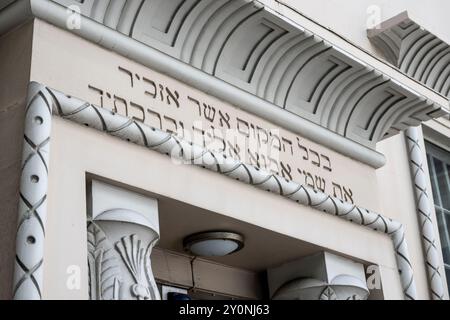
[0,0,449,300]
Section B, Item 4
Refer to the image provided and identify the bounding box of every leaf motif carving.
[347,294,362,300]
[115,234,152,300]
[319,286,338,300]
[87,222,122,300]
[144,240,161,300]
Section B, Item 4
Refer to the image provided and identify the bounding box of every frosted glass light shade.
[190,239,239,256]
[183,232,244,257]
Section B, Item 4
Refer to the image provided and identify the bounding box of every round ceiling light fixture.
[183,231,245,257]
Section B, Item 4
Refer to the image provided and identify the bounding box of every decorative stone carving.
[87,222,121,300]
[42,0,447,149]
[405,127,445,300]
[87,221,160,300]
[2,1,447,170]
[13,83,53,300]
[320,286,338,300]
[273,276,368,300]
[368,12,450,99]
[369,13,448,299]
[269,252,370,300]
[87,181,161,300]
[116,233,159,300]
[15,82,418,299]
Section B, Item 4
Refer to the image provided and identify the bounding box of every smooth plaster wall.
[267,0,450,58]
[0,22,33,300]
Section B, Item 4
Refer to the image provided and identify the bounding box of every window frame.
[425,140,450,293]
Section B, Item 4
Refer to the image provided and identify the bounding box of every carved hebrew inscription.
[88,66,355,203]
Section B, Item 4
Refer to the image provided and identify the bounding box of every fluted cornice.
[47,0,448,146]
[369,11,450,100]
[0,0,448,169]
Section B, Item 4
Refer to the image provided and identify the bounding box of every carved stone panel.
[87,180,161,300]
[87,219,160,300]
[269,252,370,300]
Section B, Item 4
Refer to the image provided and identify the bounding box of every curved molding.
[1,0,449,168]
[95,209,159,234]
[369,11,450,100]
[14,82,418,300]
[405,127,446,300]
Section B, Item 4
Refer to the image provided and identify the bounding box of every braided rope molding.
[368,12,450,99]
[14,82,417,300]
[14,83,52,300]
[405,127,446,300]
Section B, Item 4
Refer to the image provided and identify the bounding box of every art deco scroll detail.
[115,234,158,300]
[15,82,417,300]
[87,203,160,300]
[369,12,450,99]
[405,127,445,300]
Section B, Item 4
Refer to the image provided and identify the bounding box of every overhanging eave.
[1,0,448,168]
[368,11,450,102]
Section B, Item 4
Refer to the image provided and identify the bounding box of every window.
[426,142,450,293]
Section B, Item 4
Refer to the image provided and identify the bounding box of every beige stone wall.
[0,22,33,300]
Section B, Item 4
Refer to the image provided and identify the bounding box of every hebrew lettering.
[86,65,358,204]
[219,110,231,129]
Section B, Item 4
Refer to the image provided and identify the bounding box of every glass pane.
[445,211,450,265]
[426,142,450,290]
[443,164,450,210]
[433,158,450,210]
[436,208,450,265]
[446,267,450,294]
[428,154,441,206]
